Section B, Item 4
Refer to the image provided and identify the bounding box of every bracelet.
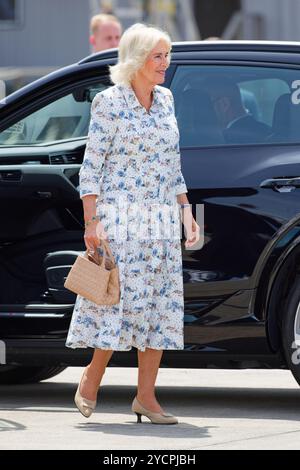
[84,215,99,227]
[179,203,190,208]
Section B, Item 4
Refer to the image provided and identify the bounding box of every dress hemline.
[65,341,184,352]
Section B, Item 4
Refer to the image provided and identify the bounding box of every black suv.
[1,41,300,386]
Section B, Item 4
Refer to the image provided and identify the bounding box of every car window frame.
[0,71,113,138]
[170,59,300,150]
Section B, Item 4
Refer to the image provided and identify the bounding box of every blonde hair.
[90,13,121,34]
[109,23,172,86]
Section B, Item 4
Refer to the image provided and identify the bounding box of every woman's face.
[138,40,170,86]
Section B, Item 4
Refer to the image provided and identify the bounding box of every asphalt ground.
[1,367,300,450]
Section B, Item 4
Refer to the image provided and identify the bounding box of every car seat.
[176,89,225,147]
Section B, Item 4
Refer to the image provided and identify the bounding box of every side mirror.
[72,84,109,103]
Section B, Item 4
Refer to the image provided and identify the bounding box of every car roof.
[78,40,300,64]
[2,39,300,110]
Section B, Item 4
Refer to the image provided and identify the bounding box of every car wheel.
[0,365,67,384]
[282,275,300,386]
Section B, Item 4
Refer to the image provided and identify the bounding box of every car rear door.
[171,56,300,355]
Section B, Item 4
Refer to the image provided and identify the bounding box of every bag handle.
[100,239,115,262]
[86,239,116,267]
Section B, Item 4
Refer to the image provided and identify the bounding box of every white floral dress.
[65,83,188,352]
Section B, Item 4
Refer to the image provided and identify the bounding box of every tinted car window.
[171,65,300,147]
[0,80,110,146]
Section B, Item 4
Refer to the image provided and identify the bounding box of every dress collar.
[119,83,161,113]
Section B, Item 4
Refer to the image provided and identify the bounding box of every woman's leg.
[80,349,114,401]
[137,348,164,413]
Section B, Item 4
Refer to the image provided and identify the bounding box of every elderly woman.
[66,23,200,424]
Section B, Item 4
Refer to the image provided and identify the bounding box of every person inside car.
[203,76,272,144]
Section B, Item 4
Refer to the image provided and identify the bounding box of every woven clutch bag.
[64,239,120,305]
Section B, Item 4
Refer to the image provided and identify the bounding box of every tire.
[0,365,67,385]
[282,275,300,386]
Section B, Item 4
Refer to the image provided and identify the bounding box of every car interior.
[0,148,86,311]
[172,67,296,148]
[271,92,300,142]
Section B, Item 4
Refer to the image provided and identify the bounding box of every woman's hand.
[184,218,200,248]
[84,220,108,253]
[181,209,201,248]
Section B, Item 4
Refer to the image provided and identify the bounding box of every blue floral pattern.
[65,83,188,352]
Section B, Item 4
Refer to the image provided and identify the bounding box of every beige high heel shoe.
[74,368,97,418]
[132,396,178,425]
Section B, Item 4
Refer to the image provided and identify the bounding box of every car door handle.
[260,177,300,192]
[34,190,53,199]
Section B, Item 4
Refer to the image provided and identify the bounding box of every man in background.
[90,13,122,53]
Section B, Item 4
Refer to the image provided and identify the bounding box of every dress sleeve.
[79,91,116,199]
[167,90,188,196]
